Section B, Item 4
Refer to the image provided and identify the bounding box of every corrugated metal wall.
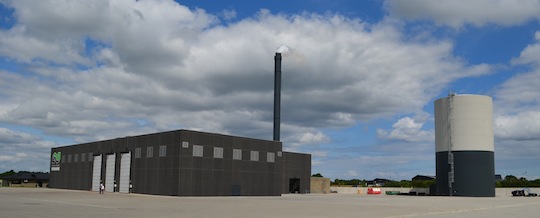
[49,130,310,196]
[282,151,312,194]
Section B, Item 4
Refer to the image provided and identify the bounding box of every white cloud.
[512,31,540,66]
[495,111,540,140]
[0,27,90,65]
[385,0,540,28]
[0,127,39,144]
[0,127,58,171]
[494,31,540,141]
[0,1,492,173]
[221,9,237,21]
[299,132,330,145]
[485,28,540,179]
[347,170,359,177]
[377,113,434,142]
[0,155,21,162]
[2,4,478,136]
[1,0,216,70]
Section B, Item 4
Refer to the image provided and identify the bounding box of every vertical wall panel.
[119,152,131,193]
[105,154,116,192]
[91,155,102,192]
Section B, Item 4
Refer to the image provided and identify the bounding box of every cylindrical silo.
[434,94,495,197]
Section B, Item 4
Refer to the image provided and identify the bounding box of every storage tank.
[434,94,495,197]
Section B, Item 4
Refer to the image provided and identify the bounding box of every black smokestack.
[273,53,282,141]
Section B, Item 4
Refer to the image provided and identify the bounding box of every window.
[62,155,66,163]
[159,145,167,157]
[74,154,78,163]
[193,145,203,157]
[182,141,189,148]
[68,154,72,163]
[277,151,282,157]
[267,152,275,163]
[233,149,242,160]
[147,147,153,158]
[214,147,223,158]
[81,153,85,162]
[250,151,259,161]
[88,153,93,161]
[135,148,141,158]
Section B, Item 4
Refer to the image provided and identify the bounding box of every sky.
[1,0,540,181]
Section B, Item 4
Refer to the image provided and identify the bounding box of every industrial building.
[434,94,495,197]
[50,52,311,196]
[49,129,311,196]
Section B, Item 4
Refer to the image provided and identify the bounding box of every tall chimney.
[273,53,282,141]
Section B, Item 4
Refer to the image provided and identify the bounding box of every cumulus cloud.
[0,0,490,172]
[299,132,330,145]
[221,9,237,21]
[0,127,40,144]
[377,113,434,142]
[488,29,540,176]
[511,31,540,66]
[0,127,58,171]
[495,112,540,140]
[494,31,540,141]
[385,0,540,28]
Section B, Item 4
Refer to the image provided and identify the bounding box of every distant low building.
[412,175,436,181]
[367,178,390,186]
[1,172,49,187]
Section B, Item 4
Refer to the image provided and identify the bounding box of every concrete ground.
[1,188,539,218]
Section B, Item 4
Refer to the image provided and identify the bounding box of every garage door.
[105,154,116,192]
[91,155,102,192]
[119,152,131,193]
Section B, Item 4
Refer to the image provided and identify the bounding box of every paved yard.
[1,188,539,218]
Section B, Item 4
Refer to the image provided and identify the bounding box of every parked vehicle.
[512,188,537,197]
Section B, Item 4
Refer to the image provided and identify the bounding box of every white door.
[105,154,116,192]
[119,152,131,193]
[91,155,102,192]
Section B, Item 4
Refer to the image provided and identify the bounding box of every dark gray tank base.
[436,151,495,197]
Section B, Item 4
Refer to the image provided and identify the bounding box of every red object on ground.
[367,188,382,194]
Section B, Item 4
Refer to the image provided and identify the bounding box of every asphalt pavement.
[1,188,539,218]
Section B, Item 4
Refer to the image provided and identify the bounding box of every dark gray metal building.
[49,129,311,196]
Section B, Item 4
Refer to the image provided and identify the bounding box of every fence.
[330,187,540,196]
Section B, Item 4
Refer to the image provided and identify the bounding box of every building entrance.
[289,178,300,193]
[105,154,115,192]
[91,155,102,192]
[119,152,131,193]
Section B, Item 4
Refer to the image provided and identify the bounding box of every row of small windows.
[134,145,167,158]
[61,152,94,164]
[58,144,280,164]
[133,145,277,163]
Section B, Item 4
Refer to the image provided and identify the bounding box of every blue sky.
[1,0,540,181]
